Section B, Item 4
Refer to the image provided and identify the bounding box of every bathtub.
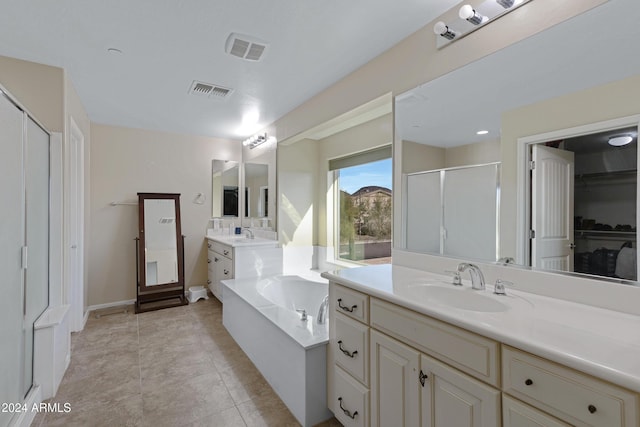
[222,275,332,427]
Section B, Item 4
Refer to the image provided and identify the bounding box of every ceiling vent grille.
[188,81,233,99]
[225,33,268,62]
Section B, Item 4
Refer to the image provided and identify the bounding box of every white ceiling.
[396,0,640,148]
[0,0,462,140]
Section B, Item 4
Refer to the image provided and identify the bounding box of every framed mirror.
[136,192,187,312]
[212,160,240,218]
[396,0,640,285]
[244,163,269,218]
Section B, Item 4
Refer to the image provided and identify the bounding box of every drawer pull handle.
[223,250,229,256]
[419,370,429,387]
[207,279,212,284]
[525,379,533,386]
[214,257,219,262]
[223,269,229,275]
[207,243,211,248]
[588,405,597,414]
[337,298,357,313]
[337,340,357,358]
[338,397,358,420]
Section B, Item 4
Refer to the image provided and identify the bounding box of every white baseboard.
[86,299,136,314]
[82,310,89,329]
[10,385,41,427]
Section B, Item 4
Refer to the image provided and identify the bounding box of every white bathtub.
[222,275,332,427]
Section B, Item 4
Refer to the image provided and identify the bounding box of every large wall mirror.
[136,192,187,312]
[212,160,239,217]
[396,0,640,285]
[241,146,276,228]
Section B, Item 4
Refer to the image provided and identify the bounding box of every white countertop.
[321,264,640,393]
[206,234,278,247]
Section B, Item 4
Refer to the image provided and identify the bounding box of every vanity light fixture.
[608,135,633,147]
[433,0,532,49]
[459,5,486,25]
[433,21,457,40]
[496,0,515,8]
[243,132,277,149]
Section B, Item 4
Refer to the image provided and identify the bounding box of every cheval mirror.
[135,192,188,313]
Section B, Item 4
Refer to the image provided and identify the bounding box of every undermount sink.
[409,283,509,312]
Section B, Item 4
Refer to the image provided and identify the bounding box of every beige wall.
[445,139,500,168]
[402,140,445,174]
[500,73,640,259]
[0,55,64,132]
[89,124,240,305]
[278,139,319,247]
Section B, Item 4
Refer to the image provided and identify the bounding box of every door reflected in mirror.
[212,160,239,217]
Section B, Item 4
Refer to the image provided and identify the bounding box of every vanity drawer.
[503,395,571,427]
[334,366,369,427]
[503,346,640,427]
[335,312,369,385]
[370,298,499,387]
[210,241,233,259]
[334,284,369,324]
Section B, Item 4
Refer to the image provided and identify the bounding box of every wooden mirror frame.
[136,192,187,312]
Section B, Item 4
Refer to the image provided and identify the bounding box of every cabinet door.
[370,330,420,427]
[214,256,233,301]
[503,395,570,427]
[421,353,500,427]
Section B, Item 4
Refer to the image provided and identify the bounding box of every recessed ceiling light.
[107,47,123,55]
[608,135,633,146]
[476,130,489,135]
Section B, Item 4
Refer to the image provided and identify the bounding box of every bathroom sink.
[410,284,509,312]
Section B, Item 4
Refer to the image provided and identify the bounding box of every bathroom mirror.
[136,193,187,312]
[396,0,640,284]
[241,144,276,228]
[244,163,269,218]
[212,160,239,217]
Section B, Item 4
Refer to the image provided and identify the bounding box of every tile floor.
[32,296,342,427]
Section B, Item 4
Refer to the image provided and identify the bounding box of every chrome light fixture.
[459,5,486,25]
[433,21,456,40]
[608,135,633,147]
[243,132,276,149]
[496,0,515,8]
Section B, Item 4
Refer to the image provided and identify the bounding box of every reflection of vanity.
[323,265,640,427]
[205,234,281,302]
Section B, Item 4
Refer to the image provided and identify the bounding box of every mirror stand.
[135,192,188,313]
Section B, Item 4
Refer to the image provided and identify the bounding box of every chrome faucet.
[296,309,307,321]
[317,295,329,324]
[456,262,486,290]
[243,227,255,239]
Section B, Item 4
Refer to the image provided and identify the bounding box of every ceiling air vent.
[225,33,268,62]
[188,81,233,99]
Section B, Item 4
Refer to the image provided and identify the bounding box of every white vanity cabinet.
[207,240,233,301]
[329,283,500,427]
[327,276,640,427]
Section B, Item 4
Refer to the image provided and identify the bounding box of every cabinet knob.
[525,379,533,386]
[588,405,597,414]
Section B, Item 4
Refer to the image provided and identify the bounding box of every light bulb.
[433,21,456,40]
[459,5,485,25]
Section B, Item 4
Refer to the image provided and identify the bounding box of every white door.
[531,145,575,272]
[370,330,420,427]
[68,117,85,332]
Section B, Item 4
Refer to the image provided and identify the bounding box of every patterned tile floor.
[32,296,341,427]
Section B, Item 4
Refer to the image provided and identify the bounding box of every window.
[331,146,392,264]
